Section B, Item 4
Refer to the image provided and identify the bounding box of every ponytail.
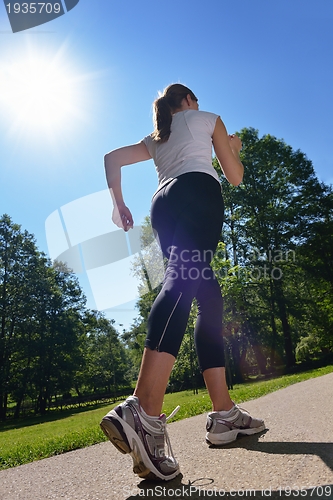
[152,96,173,143]
[152,83,198,143]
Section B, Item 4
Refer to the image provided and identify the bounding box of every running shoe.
[100,396,180,481]
[206,404,265,445]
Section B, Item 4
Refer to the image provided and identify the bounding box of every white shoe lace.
[161,405,180,463]
[166,405,180,422]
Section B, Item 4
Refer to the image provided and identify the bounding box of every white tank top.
[142,109,220,195]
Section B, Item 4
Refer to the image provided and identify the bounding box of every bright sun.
[0,52,80,136]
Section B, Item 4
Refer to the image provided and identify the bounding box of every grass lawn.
[0,364,332,470]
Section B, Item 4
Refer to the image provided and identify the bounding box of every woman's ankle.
[212,402,234,412]
[133,392,161,417]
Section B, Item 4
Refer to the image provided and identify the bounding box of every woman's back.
[143,109,220,191]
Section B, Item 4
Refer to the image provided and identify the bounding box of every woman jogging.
[100,84,265,481]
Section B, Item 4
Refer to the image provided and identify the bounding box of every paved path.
[1,373,333,500]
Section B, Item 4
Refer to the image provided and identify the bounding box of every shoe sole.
[100,412,180,481]
[206,423,266,445]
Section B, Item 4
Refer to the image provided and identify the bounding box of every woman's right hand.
[112,203,134,232]
[228,134,242,153]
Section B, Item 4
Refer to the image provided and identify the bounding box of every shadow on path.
[125,432,333,499]
[209,431,333,473]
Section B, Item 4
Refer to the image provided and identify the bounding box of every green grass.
[0,365,332,471]
[162,365,333,419]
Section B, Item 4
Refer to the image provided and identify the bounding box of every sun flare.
[0,52,81,136]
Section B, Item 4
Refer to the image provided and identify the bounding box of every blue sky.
[0,0,332,330]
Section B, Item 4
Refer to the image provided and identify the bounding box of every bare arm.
[212,117,244,186]
[104,142,152,231]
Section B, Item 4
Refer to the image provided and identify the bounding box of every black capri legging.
[145,171,225,372]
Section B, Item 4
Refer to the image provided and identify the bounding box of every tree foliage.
[0,215,130,420]
[212,128,333,374]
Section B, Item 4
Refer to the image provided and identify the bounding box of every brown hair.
[152,83,198,143]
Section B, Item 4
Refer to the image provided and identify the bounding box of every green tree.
[81,312,130,396]
[31,262,87,415]
[0,214,42,419]
[213,128,332,371]
[0,214,91,418]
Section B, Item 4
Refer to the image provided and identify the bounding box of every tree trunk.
[14,395,24,419]
[274,281,296,369]
[269,278,279,367]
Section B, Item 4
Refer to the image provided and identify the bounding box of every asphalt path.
[1,373,332,500]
